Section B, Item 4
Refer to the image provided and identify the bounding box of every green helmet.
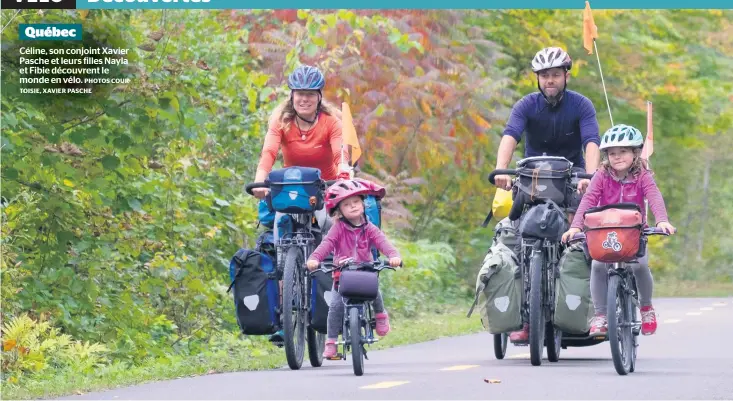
[599,124,644,150]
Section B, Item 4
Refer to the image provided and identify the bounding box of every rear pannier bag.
[309,267,333,334]
[228,249,280,335]
[553,242,594,334]
[467,243,523,335]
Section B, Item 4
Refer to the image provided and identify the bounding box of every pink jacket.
[309,220,400,264]
[571,168,669,230]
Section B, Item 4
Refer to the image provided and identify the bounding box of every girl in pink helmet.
[306,178,402,359]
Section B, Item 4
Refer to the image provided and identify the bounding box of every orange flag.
[583,1,598,55]
[341,102,362,165]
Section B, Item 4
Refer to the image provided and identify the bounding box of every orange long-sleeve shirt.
[255,113,343,182]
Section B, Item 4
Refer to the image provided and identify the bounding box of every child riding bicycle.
[306,178,402,359]
[562,124,676,337]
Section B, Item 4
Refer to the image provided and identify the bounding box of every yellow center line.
[440,365,480,371]
[360,381,410,390]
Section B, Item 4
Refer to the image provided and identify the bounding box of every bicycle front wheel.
[607,274,633,375]
[283,246,306,370]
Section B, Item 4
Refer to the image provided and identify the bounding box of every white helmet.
[531,47,573,73]
[599,124,645,150]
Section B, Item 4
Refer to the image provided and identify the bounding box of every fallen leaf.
[484,378,501,384]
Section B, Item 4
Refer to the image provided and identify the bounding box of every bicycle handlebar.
[244,179,340,196]
[487,169,594,185]
[569,227,673,243]
[308,258,401,276]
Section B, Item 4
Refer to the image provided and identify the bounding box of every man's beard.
[542,86,564,106]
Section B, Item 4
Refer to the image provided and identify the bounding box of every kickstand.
[363,346,369,360]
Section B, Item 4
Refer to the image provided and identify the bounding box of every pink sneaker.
[323,339,337,359]
[375,312,391,337]
[589,315,608,337]
[641,306,657,335]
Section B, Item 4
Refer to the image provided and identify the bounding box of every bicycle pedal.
[327,354,343,360]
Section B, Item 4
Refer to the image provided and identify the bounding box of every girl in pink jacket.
[562,124,676,337]
[306,179,401,359]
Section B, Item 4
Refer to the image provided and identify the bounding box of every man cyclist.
[493,47,601,343]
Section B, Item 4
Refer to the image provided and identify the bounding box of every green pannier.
[553,242,594,334]
[467,242,523,335]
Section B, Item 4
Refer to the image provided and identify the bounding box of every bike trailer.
[227,232,281,336]
[467,242,523,335]
[583,203,644,263]
[553,241,594,334]
[266,166,325,214]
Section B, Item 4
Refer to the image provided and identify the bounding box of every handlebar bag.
[515,156,573,206]
[266,166,325,214]
[338,269,379,301]
[583,203,644,263]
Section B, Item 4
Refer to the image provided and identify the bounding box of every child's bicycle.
[569,205,671,376]
[309,258,399,376]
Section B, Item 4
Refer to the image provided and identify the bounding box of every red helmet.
[325,179,386,215]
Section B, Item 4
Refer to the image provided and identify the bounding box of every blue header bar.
[76,0,732,9]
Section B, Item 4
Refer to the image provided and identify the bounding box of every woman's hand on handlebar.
[389,257,402,268]
[494,175,513,191]
[252,187,270,200]
[562,227,581,244]
[656,221,677,235]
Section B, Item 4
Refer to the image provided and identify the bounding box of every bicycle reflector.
[309,196,317,206]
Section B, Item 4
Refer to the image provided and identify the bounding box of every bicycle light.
[309,196,317,206]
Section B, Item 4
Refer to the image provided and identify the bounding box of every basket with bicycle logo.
[265,166,326,214]
[582,203,645,263]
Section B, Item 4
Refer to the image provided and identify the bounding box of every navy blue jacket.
[502,90,600,169]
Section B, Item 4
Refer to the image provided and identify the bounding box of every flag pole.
[593,39,614,127]
[644,101,652,219]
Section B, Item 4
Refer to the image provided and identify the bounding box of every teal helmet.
[599,124,644,150]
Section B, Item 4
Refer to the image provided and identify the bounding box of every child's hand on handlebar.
[656,222,677,235]
[389,257,402,268]
[306,259,319,271]
[562,227,581,244]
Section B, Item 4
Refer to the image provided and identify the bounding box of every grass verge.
[655,278,733,298]
[4,303,483,400]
